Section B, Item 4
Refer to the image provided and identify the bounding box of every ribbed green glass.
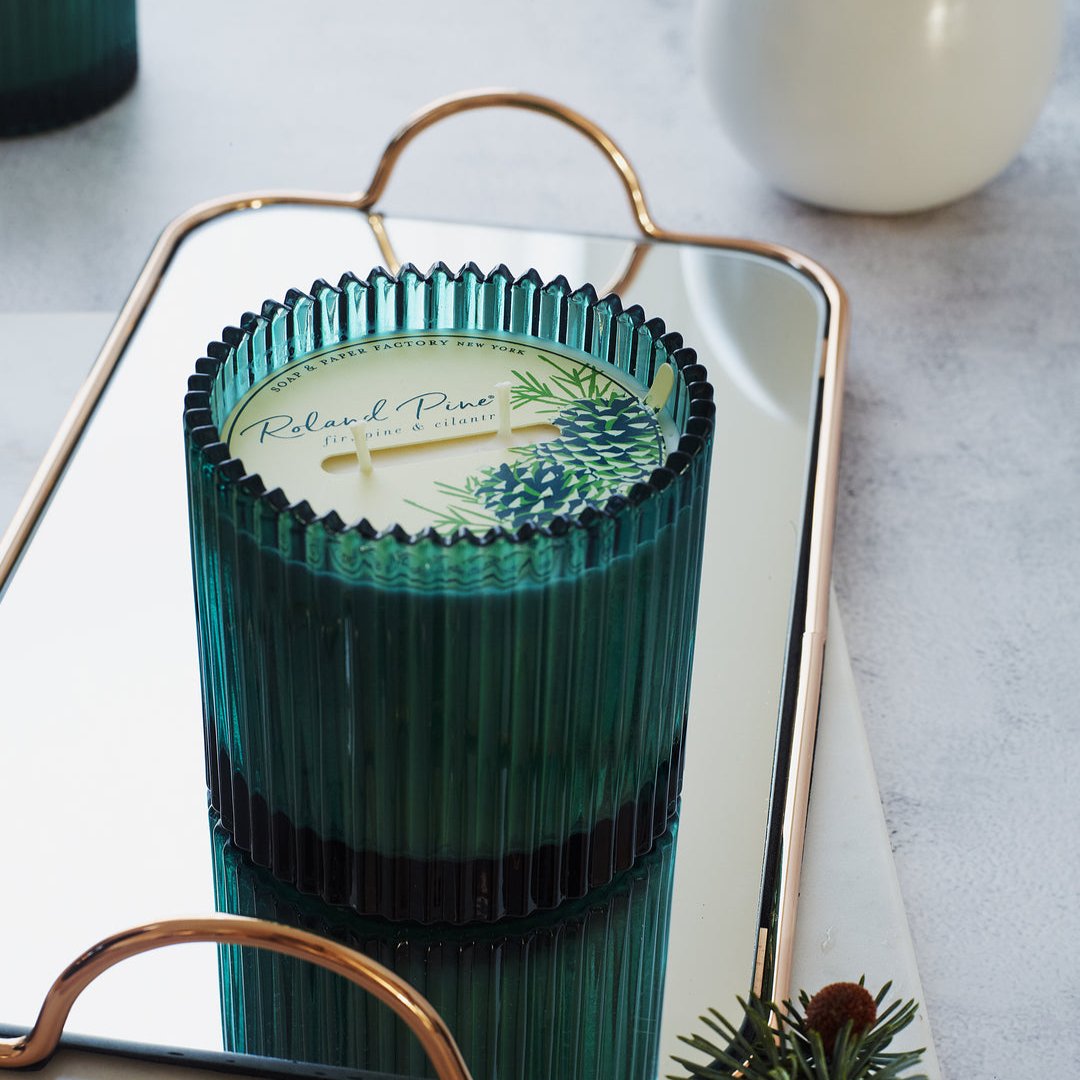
[0,0,137,136]
[212,812,679,1080]
[184,263,714,923]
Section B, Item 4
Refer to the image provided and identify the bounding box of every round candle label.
[222,331,677,533]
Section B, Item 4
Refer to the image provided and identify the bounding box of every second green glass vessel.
[184,264,714,923]
[0,0,137,135]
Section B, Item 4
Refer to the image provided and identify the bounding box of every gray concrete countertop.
[2,2,1077,1075]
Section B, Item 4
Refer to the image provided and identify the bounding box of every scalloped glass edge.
[182,261,716,549]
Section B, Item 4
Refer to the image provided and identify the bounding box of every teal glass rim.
[183,261,715,551]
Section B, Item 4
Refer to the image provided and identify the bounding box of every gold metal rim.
[0,87,849,1031]
[355,88,664,239]
[0,915,473,1077]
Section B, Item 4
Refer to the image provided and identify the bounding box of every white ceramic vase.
[695,0,1063,213]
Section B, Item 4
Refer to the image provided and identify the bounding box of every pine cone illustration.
[536,396,661,487]
[474,460,590,530]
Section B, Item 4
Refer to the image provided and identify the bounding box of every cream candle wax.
[221,331,679,534]
[184,263,714,924]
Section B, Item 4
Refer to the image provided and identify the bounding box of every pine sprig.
[404,476,502,531]
[671,980,927,1080]
[509,367,558,412]
[508,354,621,413]
[540,353,619,403]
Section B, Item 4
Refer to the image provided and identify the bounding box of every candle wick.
[495,381,513,441]
[644,362,676,412]
[352,421,374,475]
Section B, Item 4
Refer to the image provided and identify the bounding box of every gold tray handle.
[0,88,671,596]
[355,89,655,294]
[356,88,663,242]
[0,914,474,1079]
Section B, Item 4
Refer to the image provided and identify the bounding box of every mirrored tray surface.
[0,204,842,1079]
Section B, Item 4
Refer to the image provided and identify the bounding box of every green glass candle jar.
[184,263,713,924]
[211,813,679,1080]
[0,0,137,136]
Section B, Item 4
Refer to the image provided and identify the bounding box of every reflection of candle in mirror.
[222,331,678,533]
[212,814,679,1080]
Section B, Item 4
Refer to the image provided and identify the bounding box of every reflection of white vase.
[680,247,825,424]
[695,0,1063,214]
